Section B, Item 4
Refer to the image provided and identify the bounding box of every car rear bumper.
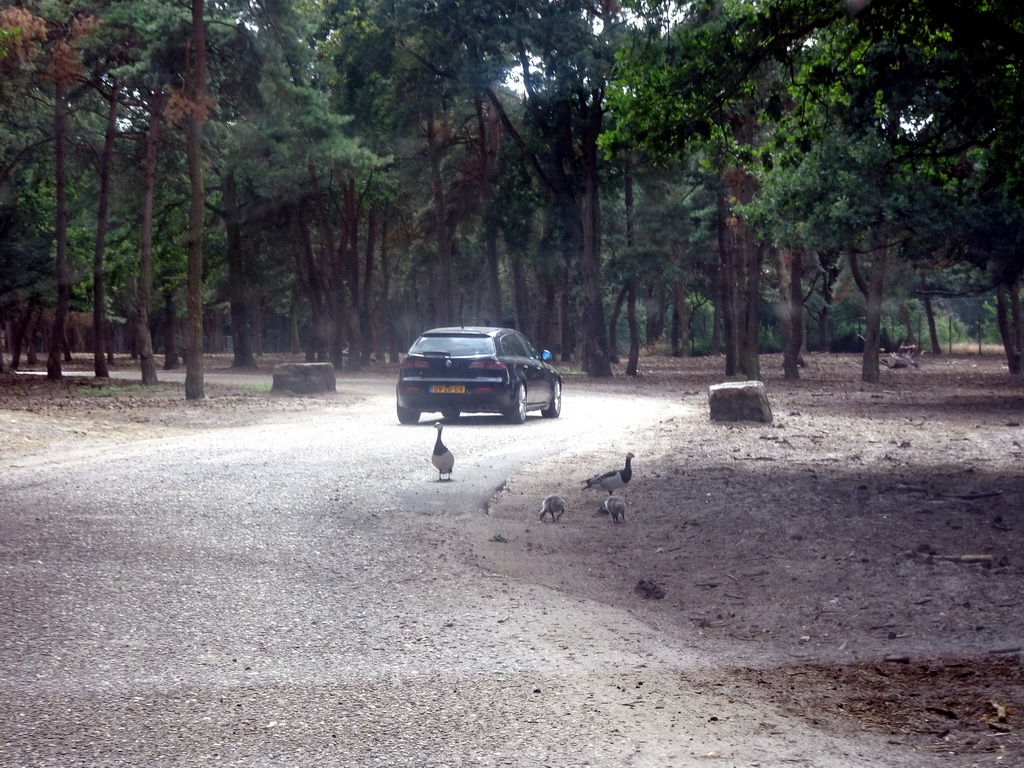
[396,380,517,414]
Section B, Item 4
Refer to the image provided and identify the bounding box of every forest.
[1,0,1022,399]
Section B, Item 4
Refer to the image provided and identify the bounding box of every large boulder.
[271,362,336,395]
[708,380,773,423]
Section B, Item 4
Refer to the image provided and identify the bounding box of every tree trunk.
[920,272,942,355]
[47,79,69,381]
[710,294,722,356]
[559,265,572,363]
[482,83,605,374]
[485,227,502,325]
[995,283,1023,375]
[91,78,119,378]
[16,302,42,368]
[856,240,888,384]
[289,298,302,355]
[580,96,611,377]
[183,0,208,400]
[621,152,635,369]
[783,248,803,380]
[12,305,27,369]
[538,277,556,353]
[207,312,222,354]
[377,216,393,361]
[343,175,362,372]
[476,95,503,327]
[10,307,24,369]
[252,300,265,356]
[923,293,942,354]
[134,90,161,385]
[223,170,256,369]
[1011,284,1024,376]
[645,283,666,347]
[360,201,378,366]
[742,240,762,380]
[899,303,916,348]
[670,239,690,358]
[106,323,115,364]
[814,252,839,353]
[294,202,329,362]
[29,306,42,365]
[671,280,689,357]
[426,114,454,326]
[608,283,627,364]
[724,111,759,379]
[163,291,180,369]
[183,117,205,398]
[511,256,529,332]
[305,167,342,364]
[626,282,640,377]
[622,152,642,373]
[716,195,738,375]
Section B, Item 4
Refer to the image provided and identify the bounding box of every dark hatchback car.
[396,326,562,424]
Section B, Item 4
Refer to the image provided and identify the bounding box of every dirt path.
[2,352,1022,765]
[463,353,1024,764]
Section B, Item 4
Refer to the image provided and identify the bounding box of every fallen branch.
[894,483,929,494]
[988,647,1022,656]
[892,484,1003,501]
[941,490,1003,500]
[931,554,994,567]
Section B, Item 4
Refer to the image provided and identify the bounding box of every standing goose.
[431,422,455,481]
[583,452,634,495]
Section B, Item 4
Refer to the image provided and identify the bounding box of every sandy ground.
[466,353,1024,764]
[2,351,1022,764]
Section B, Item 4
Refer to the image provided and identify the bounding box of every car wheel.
[541,380,561,419]
[505,384,527,424]
[397,404,420,425]
[441,409,460,421]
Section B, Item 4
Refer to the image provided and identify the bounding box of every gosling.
[603,495,626,523]
[539,494,566,522]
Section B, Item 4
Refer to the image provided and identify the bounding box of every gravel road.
[0,374,931,767]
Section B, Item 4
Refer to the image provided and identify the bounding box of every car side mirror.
[541,350,552,361]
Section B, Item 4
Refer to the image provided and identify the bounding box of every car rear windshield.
[410,335,495,357]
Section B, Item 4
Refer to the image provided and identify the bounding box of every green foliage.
[492,146,543,256]
[758,323,782,354]
[1,169,54,315]
[612,0,1024,248]
[5,0,1024,375]
[687,300,717,356]
[603,159,717,288]
[0,28,17,60]
[0,238,51,314]
[80,383,166,398]
[606,0,844,163]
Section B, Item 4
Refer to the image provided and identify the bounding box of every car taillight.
[468,359,505,371]
[400,358,429,369]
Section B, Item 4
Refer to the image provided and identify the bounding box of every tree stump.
[708,380,773,423]
[271,363,336,395]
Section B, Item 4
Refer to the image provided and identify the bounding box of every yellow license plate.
[431,384,466,394]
